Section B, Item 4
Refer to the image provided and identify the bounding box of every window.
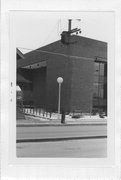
[93,61,107,112]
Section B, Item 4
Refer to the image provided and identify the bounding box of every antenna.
[68,19,81,35]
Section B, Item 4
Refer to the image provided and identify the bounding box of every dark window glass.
[93,61,107,112]
[94,63,99,76]
[100,63,104,76]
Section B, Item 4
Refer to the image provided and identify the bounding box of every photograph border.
[1,0,121,179]
[12,11,112,161]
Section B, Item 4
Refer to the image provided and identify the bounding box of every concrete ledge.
[17,123,107,127]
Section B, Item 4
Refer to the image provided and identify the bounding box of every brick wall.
[32,67,46,107]
[70,57,94,113]
[45,55,72,112]
[18,36,107,112]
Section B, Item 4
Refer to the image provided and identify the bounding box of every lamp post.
[57,77,63,120]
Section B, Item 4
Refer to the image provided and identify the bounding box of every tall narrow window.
[93,61,107,113]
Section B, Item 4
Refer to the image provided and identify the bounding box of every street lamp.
[57,77,63,120]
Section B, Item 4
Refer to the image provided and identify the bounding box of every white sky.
[12,11,114,54]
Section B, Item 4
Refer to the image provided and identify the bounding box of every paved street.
[17,138,107,157]
[17,124,107,141]
[16,124,107,157]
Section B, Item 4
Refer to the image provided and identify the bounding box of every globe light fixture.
[57,77,63,84]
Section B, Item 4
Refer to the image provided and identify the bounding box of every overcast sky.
[12,11,114,54]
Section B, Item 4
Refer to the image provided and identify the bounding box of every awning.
[17,73,31,83]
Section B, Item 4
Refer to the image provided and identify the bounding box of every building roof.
[17,35,107,68]
[17,48,24,60]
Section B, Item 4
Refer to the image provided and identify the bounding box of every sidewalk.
[17,114,107,127]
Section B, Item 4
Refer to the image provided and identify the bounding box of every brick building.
[17,35,107,114]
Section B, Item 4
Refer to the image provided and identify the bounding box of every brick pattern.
[70,58,94,112]
[45,55,72,112]
[32,67,46,107]
[18,36,107,113]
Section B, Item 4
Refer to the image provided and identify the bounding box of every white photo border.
[1,0,121,179]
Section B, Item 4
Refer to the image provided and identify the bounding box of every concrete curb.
[17,122,107,127]
[17,135,107,143]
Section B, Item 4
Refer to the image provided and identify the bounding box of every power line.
[57,19,62,36]
[41,21,59,46]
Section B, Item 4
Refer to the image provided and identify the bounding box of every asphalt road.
[16,125,107,157]
[17,124,107,141]
[17,138,107,158]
